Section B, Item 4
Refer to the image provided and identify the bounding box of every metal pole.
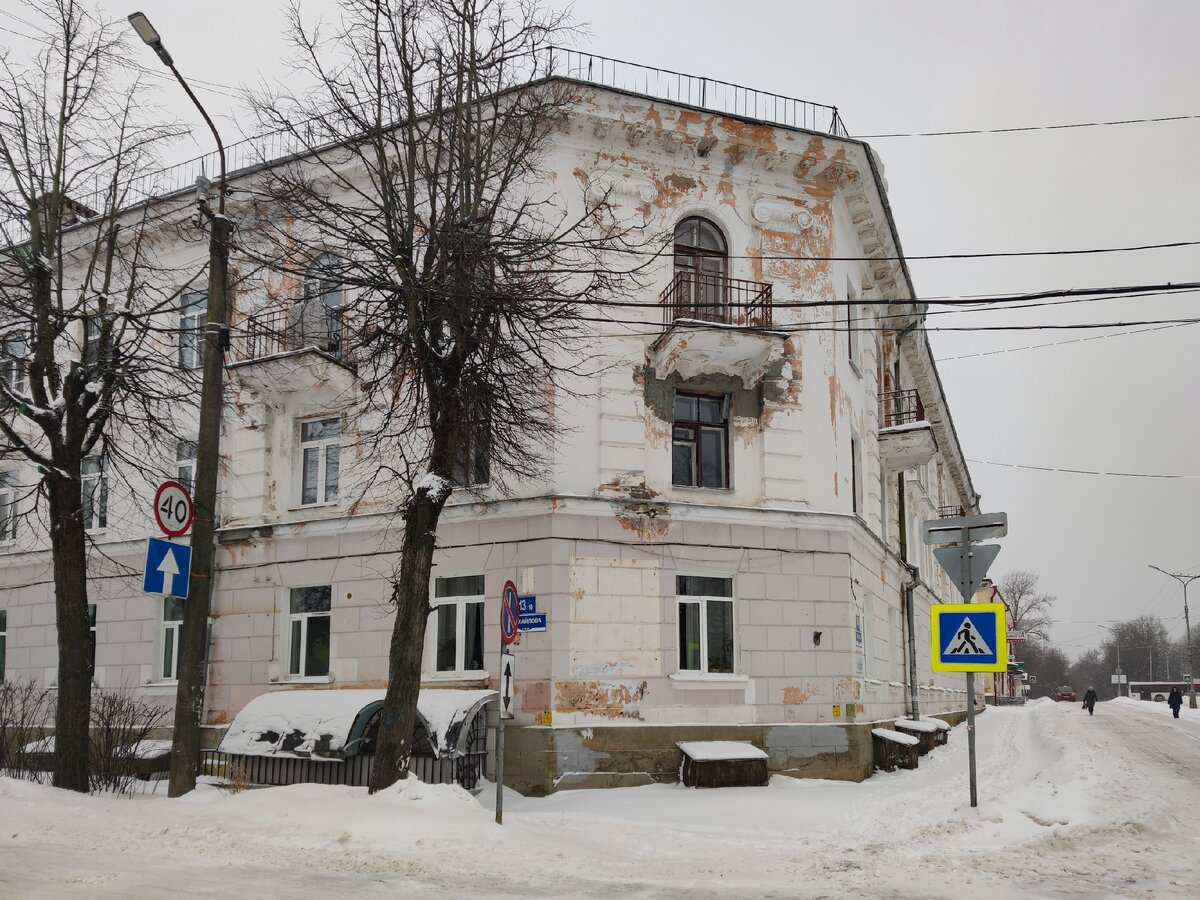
[136,39,230,799]
[1185,580,1197,708]
[1148,567,1199,708]
[904,565,920,721]
[495,631,505,824]
[962,525,977,808]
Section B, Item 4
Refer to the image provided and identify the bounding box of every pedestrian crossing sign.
[930,603,1007,673]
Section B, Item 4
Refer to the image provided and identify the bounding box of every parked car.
[1053,686,1076,702]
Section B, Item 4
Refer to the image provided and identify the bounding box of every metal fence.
[235,304,350,364]
[198,744,488,793]
[879,389,925,428]
[660,270,774,329]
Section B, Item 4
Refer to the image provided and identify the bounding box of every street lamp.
[129,11,231,795]
[1148,565,1200,709]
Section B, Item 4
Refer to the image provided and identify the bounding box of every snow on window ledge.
[276,675,334,686]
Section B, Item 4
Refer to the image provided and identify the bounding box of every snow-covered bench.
[677,741,769,788]
[871,728,919,772]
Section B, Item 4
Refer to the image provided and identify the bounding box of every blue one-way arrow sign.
[143,537,191,597]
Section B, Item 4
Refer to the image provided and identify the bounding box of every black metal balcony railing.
[937,505,965,519]
[236,303,350,364]
[660,270,774,329]
[879,389,925,428]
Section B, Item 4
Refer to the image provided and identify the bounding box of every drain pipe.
[903,562,921,721]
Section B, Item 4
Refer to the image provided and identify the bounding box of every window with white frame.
[851,434,862,516]
[429,575,485,676]
[82,456,107,531]
[846,277,862,371]
[0,609,6,682]
[160,595,184,681]
[677,575,735,674]
[83,316,102,370]
[176,439,197,493]
[0,471,17,542]
[179,292,206,370]
[299,418,340,505]
[1,325,28,395]
[88,603,96,678]
[288,586,331,678]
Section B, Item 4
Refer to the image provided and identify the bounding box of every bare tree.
[246,0,648,791]
[0,0,193,791]
[997,570,1055,643]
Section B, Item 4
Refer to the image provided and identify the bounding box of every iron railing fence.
[197,746,488,793]
[235,303,350,364]
[660,270,774,329]
[879,388,925,428]
[4,47,847,242]
[936,505,965,519]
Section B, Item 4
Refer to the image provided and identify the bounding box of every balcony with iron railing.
[937,505,966,519]
[659,270,774,329]
[878,388,936,471]
[879,389,925,429]
[234,303,351,367]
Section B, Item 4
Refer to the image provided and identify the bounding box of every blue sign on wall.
[518,612,547,632]
[519,595,537,614]
[143,537,191,598]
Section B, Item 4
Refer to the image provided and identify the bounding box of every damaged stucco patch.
[555,680,649,719]
[782,685,819,705]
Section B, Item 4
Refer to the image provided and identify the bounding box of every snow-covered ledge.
[648,320,786,390]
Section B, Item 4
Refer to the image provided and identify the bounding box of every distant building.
[0,53,983,792]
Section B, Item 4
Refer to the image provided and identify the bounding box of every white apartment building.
[0,56,984,793]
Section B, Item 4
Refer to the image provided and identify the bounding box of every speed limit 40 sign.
[154,480,194,537]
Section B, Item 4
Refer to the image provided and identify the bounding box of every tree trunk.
[47,475,93,793]
[368,489,444,793]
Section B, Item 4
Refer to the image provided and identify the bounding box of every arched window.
[671,216,728,323]
[290,252,345,357]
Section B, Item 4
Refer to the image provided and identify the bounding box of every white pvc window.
[161,595,184,681]
[677,575,735,674]
[288,586,331,678]
[429,575,486,676]
[0,472,16,542]
[299,418,340,505]
[179,293,206,370]
[82,456,107,531]
[176,439,197,493]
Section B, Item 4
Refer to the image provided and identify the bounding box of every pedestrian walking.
[1082,686,1098,715]
[1168,687,1184,719]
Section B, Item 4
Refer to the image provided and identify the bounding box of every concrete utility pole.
[1148,565,1200,709]
[128,12,230,795]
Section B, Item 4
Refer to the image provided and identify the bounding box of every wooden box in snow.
[677,741,769,788]
[871,728,920,772]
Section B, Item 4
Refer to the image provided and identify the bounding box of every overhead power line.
[935,320,1200,362]
[859,113,1200,139]
[967,459,1200,480]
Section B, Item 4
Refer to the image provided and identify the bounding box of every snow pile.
[892,717,940,733]
[872,728,919,746]
[218,688,496,758]
[3,701,1199,897]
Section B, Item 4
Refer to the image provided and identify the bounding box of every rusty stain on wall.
[834,677,862,702]
[517,680,551,710]
[782,685,819,705]
[555,680,648,718]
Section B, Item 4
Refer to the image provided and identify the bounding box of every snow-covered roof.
[872,728,920,747]
[218,688,496,760]
[677,741,768,762]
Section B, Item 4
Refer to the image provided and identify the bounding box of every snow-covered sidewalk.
[1,699,1196,898]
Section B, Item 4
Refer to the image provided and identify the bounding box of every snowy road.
[1,699,1197,898]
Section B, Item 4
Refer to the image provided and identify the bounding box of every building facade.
[0,61,985,793]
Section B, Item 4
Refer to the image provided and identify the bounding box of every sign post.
[495,580,520,825]
[925,512,1008,809]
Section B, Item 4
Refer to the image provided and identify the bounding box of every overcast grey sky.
[80,0,1200,659]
